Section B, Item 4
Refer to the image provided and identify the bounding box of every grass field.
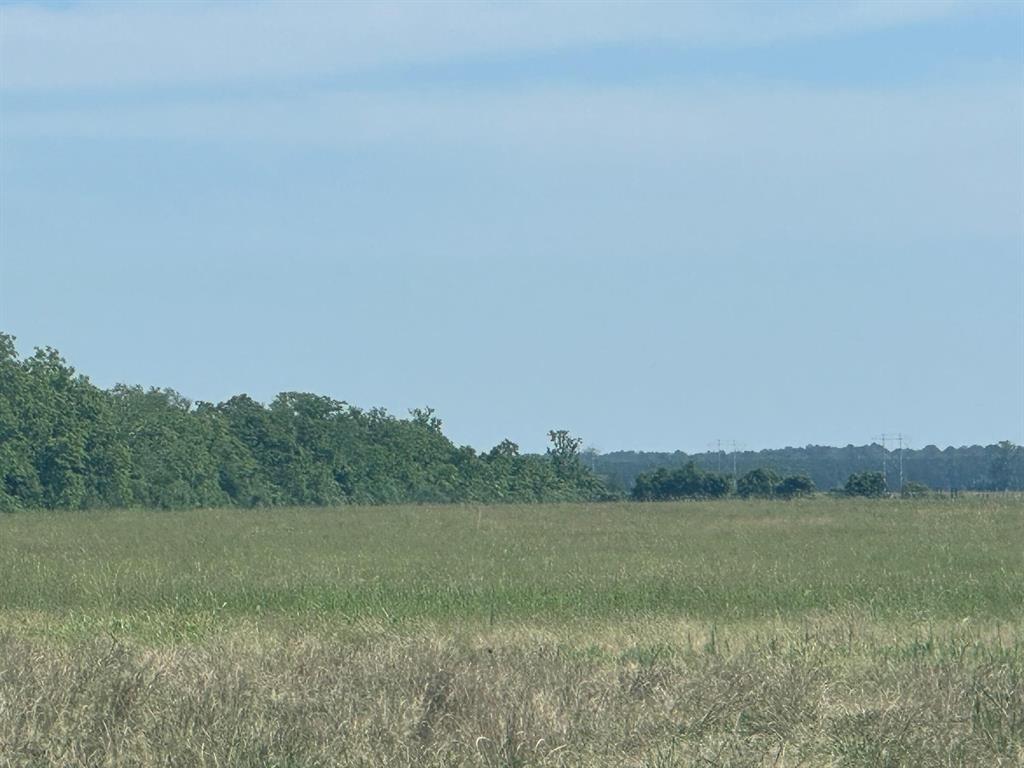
[1,496,1022,766]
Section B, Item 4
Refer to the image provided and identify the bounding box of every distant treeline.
[630,463,930,502]
[0,335,609,510]
[595,441,1022,494]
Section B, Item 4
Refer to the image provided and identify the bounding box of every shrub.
[844,471,887,498]
[632,462,731,501]
[775,474,815,499]
[900,481,930,498]
[737,468,780,498]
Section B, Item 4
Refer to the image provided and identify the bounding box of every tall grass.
[1,496,1021,766]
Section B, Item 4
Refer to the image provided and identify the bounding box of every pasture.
[1,496,1022,766]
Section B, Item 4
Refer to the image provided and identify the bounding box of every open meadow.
[1,496,1022,767]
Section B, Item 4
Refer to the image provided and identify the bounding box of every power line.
[707,440,723,473]
[707,439,743,476]
[728,440,744,478]
[874,432,909,491]
[895,434,911,491]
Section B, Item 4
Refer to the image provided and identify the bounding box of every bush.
[844,471,887,498]
[775,475,815,499]
[632,462,732,501]
[737,468,780,498]
[900,481,930,498]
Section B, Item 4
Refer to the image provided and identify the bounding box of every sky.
[1,0,1021,454]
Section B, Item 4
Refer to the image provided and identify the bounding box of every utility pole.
[706,440,743,476]
[873,433,907,492]
[728,440,743,479]
[895,433,907,491]
[708,440,723,473]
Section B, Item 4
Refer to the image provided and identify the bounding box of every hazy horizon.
[2,1,1022,454]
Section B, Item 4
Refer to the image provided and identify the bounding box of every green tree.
[0,335,136,509]
[632,462,730,500]
[488,439,520,460]
[737,468,780,498]
[547,430,583,462]
[111,386,229,508]
[844,471,887,498]
[0,334,39,509]
[775,474,815,499]
[988,440,1018,491]
[0,334,613,510]
[547,429,583,481]
[631,469,658,501]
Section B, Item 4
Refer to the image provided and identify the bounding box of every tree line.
[597,441,1022,495]
[3,334,1018,511]
[631,463,815,501]
[0,335,609,510]
[630,464,969,502]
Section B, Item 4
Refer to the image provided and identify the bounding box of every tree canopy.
[844,471,888,498]
[0,334,610,510]
[631,462,732,501]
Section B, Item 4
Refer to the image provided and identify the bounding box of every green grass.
[1,496,1022,766]
[3,496,1022,630]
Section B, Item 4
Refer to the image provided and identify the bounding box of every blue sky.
[1,1,1021,453]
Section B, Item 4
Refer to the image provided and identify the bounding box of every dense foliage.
[843,471,888,498]
[0,335,609,510]
[631,462,732,501]
[735,468,816,499]
[775,474,816,499]
[633,464,816,502]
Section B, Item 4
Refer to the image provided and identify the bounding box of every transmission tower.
[874,433,908,491]
[728,440,744,478]
[895,433,910,491]
[707,440,724,473]
[707,440,743,476]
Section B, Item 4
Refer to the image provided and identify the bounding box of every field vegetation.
[2,495,1022,767]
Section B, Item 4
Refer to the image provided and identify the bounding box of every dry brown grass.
[1,618,1022,767]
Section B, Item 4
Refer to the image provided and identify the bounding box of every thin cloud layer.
[2,0,965,91]
[4,80,1019,244]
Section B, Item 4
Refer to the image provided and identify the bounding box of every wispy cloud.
[2,1,1017,248]
[5,80,1018,244]
[1,0,967,91]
